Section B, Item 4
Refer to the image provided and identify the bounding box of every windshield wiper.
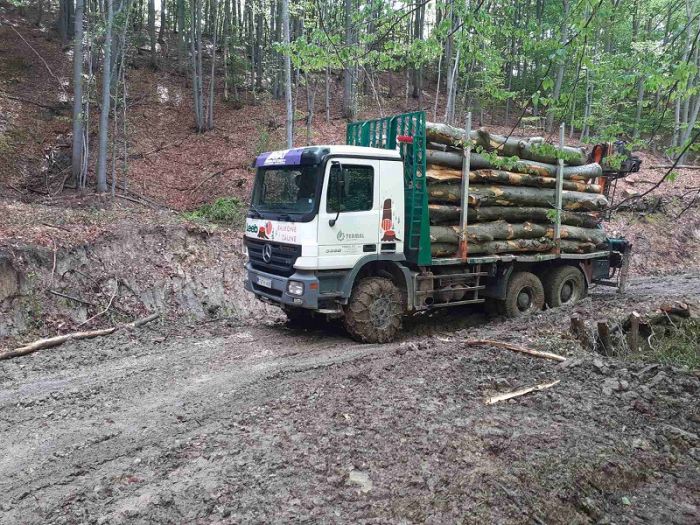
[249,203,263,218]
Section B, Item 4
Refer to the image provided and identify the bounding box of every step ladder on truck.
[243,111,632,343]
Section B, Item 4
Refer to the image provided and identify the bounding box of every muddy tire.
[283,306,316,328]
[543,265,586,308]
[502,271,545,318]
[343,277,403,343]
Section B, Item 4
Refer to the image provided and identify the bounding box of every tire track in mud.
[0,327,391,523]
[0,273,698,523]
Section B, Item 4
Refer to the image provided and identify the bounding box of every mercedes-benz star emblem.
[262,243,273,263]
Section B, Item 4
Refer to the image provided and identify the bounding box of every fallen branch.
[485,380,561,405]
[115,193,159,209]
[49,289,97,307]
[464,339,567,362]
[0,90,65,111]
[0,313,160,360]
[8,25,68,97]
[76,282,119,328]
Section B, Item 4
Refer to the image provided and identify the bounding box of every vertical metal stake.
[458,112,472,261]
[554,123,565,254]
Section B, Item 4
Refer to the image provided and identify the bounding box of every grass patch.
[184,197,246,227]
[644,318,700,369]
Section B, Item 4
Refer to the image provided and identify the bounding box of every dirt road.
[1,274,699,524]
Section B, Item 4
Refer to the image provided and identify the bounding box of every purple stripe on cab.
[254,152,272,167]
[254,148,304,168]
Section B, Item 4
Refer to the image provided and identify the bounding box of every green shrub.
[645,319,700,369]
[184,197,246,226]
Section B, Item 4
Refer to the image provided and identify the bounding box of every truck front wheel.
[343,277,403,343]
[502,271,545,318]
[543,266,586,308]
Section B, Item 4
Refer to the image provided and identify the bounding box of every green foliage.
[641,319,700,369]
[546,209,558,223]
[528,143,582,163]
[184,198,246,226]
[474,146,519,170]
[603,153,627,171]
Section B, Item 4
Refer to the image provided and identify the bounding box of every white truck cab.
[244,146,411,318]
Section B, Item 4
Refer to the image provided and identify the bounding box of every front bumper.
[244,262,320,309]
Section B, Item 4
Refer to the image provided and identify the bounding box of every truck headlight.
[287,281,304,296]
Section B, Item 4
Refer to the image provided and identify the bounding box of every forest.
[12,0,698,194]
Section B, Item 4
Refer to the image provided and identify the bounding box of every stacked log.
[425,122,608,257]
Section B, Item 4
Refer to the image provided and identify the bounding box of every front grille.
[245,237,301,277]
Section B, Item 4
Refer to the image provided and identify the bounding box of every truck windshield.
[250,165,321,220]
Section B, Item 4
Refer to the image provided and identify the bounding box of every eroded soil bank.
[0,221,276,343]
[1,274,698,524]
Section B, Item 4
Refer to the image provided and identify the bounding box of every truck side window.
[327,165,374,213]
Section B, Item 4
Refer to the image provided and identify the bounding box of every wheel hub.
[369,295,393,329]
[517,288,533,311]
[560,280,574,303]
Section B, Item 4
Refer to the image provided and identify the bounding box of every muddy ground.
[1,273,698,524]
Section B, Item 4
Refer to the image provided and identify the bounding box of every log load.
[428,204,600,228]
[426,166,603,194]
[431,239,597,257]
[425,149,602,180]
[430,222,607,245]
[426,122,587,165]
[427,184,609,211]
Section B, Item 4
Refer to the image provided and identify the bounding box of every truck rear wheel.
[502,271,545,318]
[543,265,586,308]
[343,277,403,343]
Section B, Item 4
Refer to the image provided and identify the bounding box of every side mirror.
[329,161,344,227]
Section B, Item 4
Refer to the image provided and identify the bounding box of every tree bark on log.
[428,204,600,227]
[426,149,601,180]
[425,121,480,146]
[428,184,609,211]
[430,222,607,245]
[426,166,602,193]
[426,122,586,165]
[431,238,555,256]
[431,238,596,257]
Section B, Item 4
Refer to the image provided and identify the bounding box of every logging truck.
[243,111,631,343]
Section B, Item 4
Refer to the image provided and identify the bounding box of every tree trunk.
[342,0,355,119]
[282,0,293,147]
[71,0,85,188]
[427,184,609,211]
[426,149,600,180]
[430,222,607,245]
[426,166,602,193]
[96,0,113,193]
[148,0,157,67]
[431,238,596,257]
[426,123,586,165]
[428,204,600,228]
[546,0,569,132]
[207,0,217,130]
[158,0,167,43]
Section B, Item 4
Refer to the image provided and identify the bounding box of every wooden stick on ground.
[464,339,567,362]
[0,313,160,361]
[485,380,561,405]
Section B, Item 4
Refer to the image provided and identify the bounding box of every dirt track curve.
[1,274,699,524]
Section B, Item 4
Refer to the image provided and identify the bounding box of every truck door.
[317,158,380,269]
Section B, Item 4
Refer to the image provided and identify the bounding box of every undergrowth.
[184,197,246,226]
[644,319,700,369]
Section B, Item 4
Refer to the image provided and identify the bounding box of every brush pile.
[425,122,609,257]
